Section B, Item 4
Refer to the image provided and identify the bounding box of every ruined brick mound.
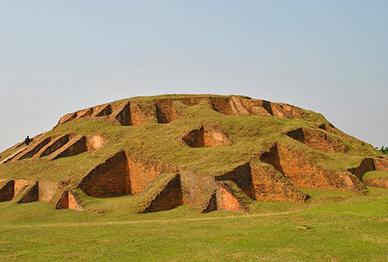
[182,125,231,147]
[0,94,386,214]
[1,134,105,163]
[286,128,349,153]
[0,179,81,210]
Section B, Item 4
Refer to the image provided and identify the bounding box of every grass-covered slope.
[0,94,386,213]
[0,95,379,180]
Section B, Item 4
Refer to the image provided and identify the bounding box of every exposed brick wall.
[14,179,30,196]
[53,136,88,159]
[374,158,388,172]
[215,182,245,211]
[18,182,39,203]
[79,151,130,197]
[240,98,272,116]
[127,157,161,194]
[182,129,204,147]
[261,144,364,190]
[129,102,148,125]
[56,191,81,210]
[209,97,236,115]
[270,103,302,118]
[348,158,375,178]
[183,126,230,148]
[0,180,14,202]
[215,163,256,200]
[114,103,131,126]
[364,178,388,188]
[18,137,52,160]
[287,128,348,153]
[202,193,217,213]
[203,126,230,146]
[58,112,77,124]
[95,104,112,117]
[180,169,217,210]
[155,100,177,123]
[40,135,70,157]
[39,180,59,202]
[76,108,94,118]
[143,175,183,212]
[250,163,308,202]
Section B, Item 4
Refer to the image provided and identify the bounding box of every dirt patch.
[260,144,364,190]
[155,100,177,124]
[183,125,231,147]
[286,128,348,153]
[87,135,105,151]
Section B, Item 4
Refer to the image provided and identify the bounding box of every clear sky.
[0,0,387,151]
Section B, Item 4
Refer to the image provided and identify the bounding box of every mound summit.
[0,94,387,213]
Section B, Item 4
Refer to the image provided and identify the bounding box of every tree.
[380,146,388,154]
[376,146,387,154]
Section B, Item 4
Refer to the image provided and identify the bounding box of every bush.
[377,146,388,154]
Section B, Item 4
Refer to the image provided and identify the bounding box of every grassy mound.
[0,94,385,213]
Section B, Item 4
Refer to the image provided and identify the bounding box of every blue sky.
[0,0,387,150]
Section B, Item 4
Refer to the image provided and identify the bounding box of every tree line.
[376,146,388,154]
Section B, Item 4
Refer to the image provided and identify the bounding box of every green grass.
[364,171,388,180]
[0,188,388,261]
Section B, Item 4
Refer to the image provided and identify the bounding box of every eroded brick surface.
[143,175,183,213]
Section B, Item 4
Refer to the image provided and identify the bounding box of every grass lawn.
[0,187,387,262]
